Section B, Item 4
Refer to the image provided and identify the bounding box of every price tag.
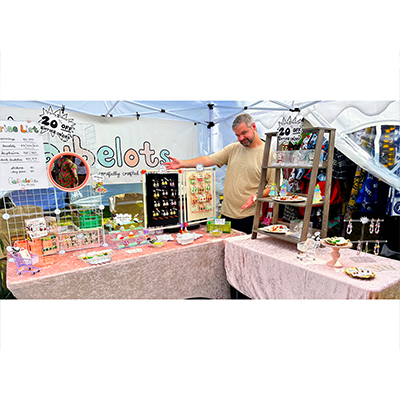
[196,164,204,172]
[159,165,167,173]
[126,248,143,254]
[215,218,225,225]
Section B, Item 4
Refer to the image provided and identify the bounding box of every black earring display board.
[145,172,180,228]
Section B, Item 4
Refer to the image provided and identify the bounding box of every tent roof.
[1,100,399,188]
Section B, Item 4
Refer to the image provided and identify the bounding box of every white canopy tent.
[1,100,399,190]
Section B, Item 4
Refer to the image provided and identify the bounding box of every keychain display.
[374,240,380,256]
[369,218,375,234]
[108,228,149,250]
[145,172,180,228]
[346,218,353,235]
[186,171,214,221]
[357,240,361,255]
[345,217,386,257]
[375,218,380,234]
[60,228,102,251]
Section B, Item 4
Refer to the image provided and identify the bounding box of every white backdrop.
[0,106,198,185]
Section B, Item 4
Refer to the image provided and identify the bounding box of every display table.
[6,226,246,299]
[224,236,400,299]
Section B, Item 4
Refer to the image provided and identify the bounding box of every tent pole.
[104,101,120,117]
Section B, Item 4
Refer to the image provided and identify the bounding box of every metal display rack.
[1,122,108,261]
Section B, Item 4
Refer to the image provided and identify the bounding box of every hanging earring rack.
[344,217,386,255]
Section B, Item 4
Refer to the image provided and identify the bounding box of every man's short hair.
[232,113,255,131]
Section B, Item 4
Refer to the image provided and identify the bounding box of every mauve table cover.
[224,236,400,299]
[7,226,245,299]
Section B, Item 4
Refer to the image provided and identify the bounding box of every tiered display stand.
[251,127,336,243]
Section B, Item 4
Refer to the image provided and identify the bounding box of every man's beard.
[240,135,254,147]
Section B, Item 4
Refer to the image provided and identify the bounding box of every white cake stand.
[321,240,352,267]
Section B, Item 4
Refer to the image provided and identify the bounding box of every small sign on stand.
[277,116,303,147]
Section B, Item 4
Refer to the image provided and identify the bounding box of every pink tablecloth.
[7,226,245,299]
[224,236,400,299]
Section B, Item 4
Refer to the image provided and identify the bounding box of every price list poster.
[0,120,48,190]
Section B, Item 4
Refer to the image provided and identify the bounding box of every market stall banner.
[0,106,198,185]
[0,120,48,190]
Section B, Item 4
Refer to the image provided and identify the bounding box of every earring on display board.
[374,240,380,256]
[346,219,353,235]
[369,218,375,234]
[374,218,380,234]
[357,240,361,255]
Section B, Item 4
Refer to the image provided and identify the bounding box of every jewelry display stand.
[141,167,217,231]
[344,217,387,257]
[321,241,353,267]
[252,127,336,243]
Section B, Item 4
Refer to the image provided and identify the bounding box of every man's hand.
[241,194,257,210]
[163,156,183,170]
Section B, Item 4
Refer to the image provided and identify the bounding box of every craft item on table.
[323,237,351,246]
[176,233,196,245]
[269,182,278,197]
[321,237,352,267]
[262,202,273,226]
[45,216,58,232]
[312,184,323,204]
[375,218,380,234]
[8,247,40,275]
[374,240,380,256]
[357,240,362,255]
[272,194,304,202]
[276,151,284,164]
[78,249,114,265]
[93,181,107,193]
[280,179,289,196]
[288,219,313,239]
[297,238,319,261]
[152,242,165,248]
[156,234,174,242]
[126,248,143,254]
[344,267,375,279]
[176,232,203,245]
[25,217,48,239]
[262,225,288,234]
[40,235,58,254]
[206,220,231,233]
[346,218,353,234]
[312,231,321,243]
[210,228,223,237]
[369,218,375,234]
